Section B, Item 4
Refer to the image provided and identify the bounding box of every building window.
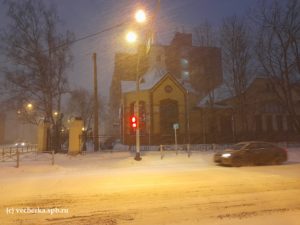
[276,115,283,131]
[180,58,189,69]
[262,102,283,113]
[255,115,262,132]
[159,99,179,135]
[181,70,189,79]
[164,85,173,93]
[287,116,295,133]
[266,115,273,132]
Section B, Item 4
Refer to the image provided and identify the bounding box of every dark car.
[214,141,288,167]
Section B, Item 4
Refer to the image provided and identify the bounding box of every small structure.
[68,117,83,154]
[37,119,50,152]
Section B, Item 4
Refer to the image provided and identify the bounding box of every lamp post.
[134,48,142,161]
[125,9,148,161]
[126,2,160,160]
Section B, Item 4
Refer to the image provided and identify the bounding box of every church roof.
[121,66,198,94]
[121,66,167,93]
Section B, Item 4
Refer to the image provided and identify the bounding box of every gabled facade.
[121,71,193,145]
[109,32,222,138]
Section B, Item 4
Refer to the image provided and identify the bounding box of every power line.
[0,22,127,66]
[0,0,200,66]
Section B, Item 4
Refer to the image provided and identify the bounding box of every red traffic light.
[131,116,136,123]
[130,116,137,128]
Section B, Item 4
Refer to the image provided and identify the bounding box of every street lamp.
[26,103,33,111]
[125,8,149,161]
[126,31,138,43]
[135,9,147,23]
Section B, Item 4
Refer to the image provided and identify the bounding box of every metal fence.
[128,143,234,152]
[0,145,54,167]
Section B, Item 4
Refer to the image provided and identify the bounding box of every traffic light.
[130,115,137,129]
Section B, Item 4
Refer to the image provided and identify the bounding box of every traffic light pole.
[132,0,161,161]
[135,50,142,161]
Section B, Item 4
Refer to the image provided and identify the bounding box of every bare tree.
[220,15,253,137]
[194,20,217,47]
[193,21,219,142]
[65,89,94,129]
[254,0,300,132]
[193,20,218,101]
[0,0,73,125]
[65,88,108,134]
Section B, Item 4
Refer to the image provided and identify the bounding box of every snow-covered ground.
[0,148,300,225]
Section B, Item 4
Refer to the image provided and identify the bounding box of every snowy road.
[0,150,300,225]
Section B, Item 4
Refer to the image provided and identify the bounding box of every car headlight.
[221,153,231,158]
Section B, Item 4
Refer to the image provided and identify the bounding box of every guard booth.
[68,117,83,155]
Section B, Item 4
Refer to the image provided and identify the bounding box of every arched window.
[160,99,179,135]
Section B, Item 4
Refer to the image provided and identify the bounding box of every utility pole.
[93,53,99,151]
[134,50,142,161]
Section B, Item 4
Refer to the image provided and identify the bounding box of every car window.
[260,143,274,148]
[247,143,259,149]
[248,143,275,150]
[232,143,246,150]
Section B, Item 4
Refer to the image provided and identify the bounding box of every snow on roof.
[197,83,232,108]
[121,80,136,93]
[121,66,167,93]
[197,75,277,108]
[121,66,199,94]
[178,79,199,94]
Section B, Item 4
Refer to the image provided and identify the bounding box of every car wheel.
[271,157,282,165]
[231,157,243,167]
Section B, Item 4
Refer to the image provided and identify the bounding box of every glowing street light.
[126,31,138,43]
[135,9,147,23]
[26,103,33,111]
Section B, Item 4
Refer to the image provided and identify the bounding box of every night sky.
[0,0,261,100]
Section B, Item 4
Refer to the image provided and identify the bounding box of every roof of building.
[196,75,300,108]
[121,66,166,93]
[121,65,198,94]
[197,82,233,108]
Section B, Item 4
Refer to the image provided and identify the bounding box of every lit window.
[180,58,189,68]
[181,70,189,78]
